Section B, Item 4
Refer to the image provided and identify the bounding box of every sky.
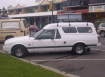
[0,0,37,8]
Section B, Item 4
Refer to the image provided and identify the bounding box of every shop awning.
[9,11,57,18]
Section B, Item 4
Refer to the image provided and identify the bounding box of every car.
[97,23,105,37]
[0,19,28,42]
[3,22,99,57]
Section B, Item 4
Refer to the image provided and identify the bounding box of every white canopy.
[9,11,57,18]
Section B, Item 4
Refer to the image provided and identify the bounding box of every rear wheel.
[11,45,28,58]
[72,44,86,55]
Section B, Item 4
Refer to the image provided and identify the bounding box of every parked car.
[0,18,28,42]
[3,22,99,57]
[97,23,105,37]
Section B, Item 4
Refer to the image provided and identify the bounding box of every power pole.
[51,0,54,23]
[48,0,54,23]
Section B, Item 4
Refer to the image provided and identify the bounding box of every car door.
[28,29,56,53]
[54,29,72,52]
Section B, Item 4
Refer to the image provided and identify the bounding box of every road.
[1,38,105,77]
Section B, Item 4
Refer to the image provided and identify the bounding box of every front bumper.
[3,45,11,54]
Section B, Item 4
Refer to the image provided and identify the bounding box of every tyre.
[11,45,28,58]
[72,44,86,55]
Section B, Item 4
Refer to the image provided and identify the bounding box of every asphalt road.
[1,38,105,77]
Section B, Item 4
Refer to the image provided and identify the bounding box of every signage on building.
[74,9,88,13]
[36,0,64,5]
[89,5,105,12]
[57,9,88,14]
[57,13,82,21]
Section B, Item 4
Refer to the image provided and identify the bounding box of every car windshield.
[33,29,44,38]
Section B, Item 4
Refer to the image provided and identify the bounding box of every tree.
[1,7,8,18]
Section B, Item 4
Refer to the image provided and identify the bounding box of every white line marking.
[31,59,105,62]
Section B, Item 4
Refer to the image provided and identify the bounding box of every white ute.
[3,22,99,57]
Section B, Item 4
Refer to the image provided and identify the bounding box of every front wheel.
[11,45,28,58]
[72,44,86,55]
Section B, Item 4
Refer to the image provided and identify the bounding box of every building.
[7,0,105,28]
[8,0,65,28]
[62,0,88,13]
[61,0,105,24]
[87,0,105,23]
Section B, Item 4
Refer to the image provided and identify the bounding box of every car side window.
[77,27,92,33]
[62,27,77,33]
[1,21,20,29]
[36,29,55,39]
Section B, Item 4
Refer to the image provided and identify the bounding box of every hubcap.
[76,46,84,54]
[15,48,23,57]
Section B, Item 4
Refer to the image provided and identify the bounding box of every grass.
[0,52,64,77]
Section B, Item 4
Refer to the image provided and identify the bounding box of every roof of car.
[43,22,94,29]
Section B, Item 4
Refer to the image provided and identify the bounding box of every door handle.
[64,41,66,44]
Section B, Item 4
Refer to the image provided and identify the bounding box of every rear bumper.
[88,43,101,49]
